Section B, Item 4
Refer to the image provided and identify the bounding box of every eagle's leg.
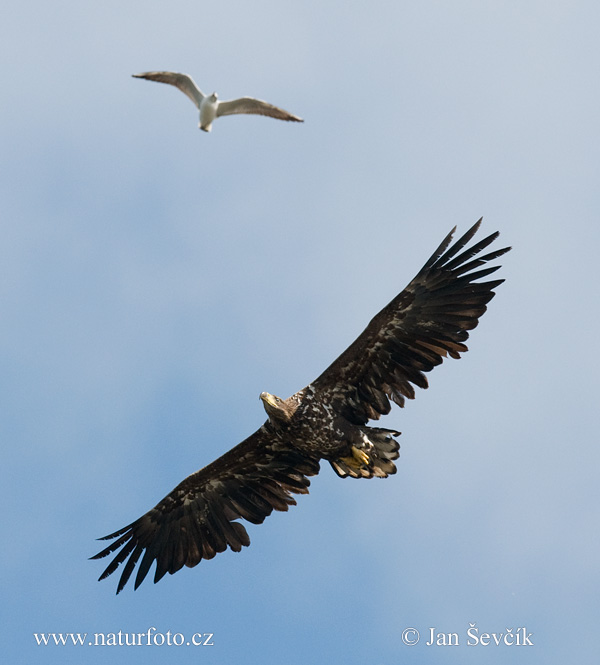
[338,445,370,470]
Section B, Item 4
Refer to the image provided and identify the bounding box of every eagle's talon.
[339,446,370,470]
[353,446,370,467]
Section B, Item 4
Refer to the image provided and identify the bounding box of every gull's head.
[260,392,293,424]
[209,92,218,102]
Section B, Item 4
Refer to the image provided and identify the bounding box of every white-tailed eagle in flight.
[92,220,510,593]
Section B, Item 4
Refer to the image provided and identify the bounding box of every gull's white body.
[132,71,303,132]
[198,95,219,131]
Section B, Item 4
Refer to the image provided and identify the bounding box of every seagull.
[132,71,304,132]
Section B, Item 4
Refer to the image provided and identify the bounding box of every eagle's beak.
[259,392,272,406]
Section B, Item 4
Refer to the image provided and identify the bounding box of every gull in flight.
[132,71,304,132]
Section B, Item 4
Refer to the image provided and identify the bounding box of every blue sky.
[2,1,599,663]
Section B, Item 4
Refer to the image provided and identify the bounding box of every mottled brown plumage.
[92,220,510,593]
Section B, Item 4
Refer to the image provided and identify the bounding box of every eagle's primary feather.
[91,219,510,593]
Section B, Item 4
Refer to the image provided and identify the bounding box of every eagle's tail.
[330,427,400,479]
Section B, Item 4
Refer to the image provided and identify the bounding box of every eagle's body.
[262,387,350,458]
[92,221,510,593]
[260,388,399,477]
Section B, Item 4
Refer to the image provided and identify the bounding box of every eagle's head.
[260,392,294,424]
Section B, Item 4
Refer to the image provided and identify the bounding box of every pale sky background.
[2,1,599,664]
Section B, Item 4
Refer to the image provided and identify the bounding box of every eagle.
[92,220,510,593]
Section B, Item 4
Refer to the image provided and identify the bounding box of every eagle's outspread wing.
[310,219,511,426]
[91,427,319,594]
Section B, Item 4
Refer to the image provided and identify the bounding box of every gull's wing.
[310,220,511,425]
[91,426,320,593]
[216,96,303,122]
[132,71,205,108]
